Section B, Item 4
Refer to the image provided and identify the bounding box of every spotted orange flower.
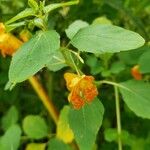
[64,73,98,109]
[131,65,142,80]
[0,23,22,57]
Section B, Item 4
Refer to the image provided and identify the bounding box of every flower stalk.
[29,76,59,124]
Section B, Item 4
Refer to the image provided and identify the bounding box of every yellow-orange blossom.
[64,73,98,109]
[0,23,22,57]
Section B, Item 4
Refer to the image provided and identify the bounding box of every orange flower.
[64,73,98,109]
[0,23,22,57]
[131,65,142,80]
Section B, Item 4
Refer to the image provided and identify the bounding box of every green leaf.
[46,50,67,71]
[104,128,131,145]
[104,128,118,142]
[110,61,125,74]
[23,115,48,139]
[2,106,19,131]
[26,143,46,150]
[9,30,60,84]
[69,98,104,150]
[0,124,22,150]
[118,46,147,65]
[71,24,145,54]
[139,49,150,73]
[47,138,72,150]
[6,8,35,25]
[119,80,150,119]
[65,20,89,39]
[56,106,74,143]
[85,55,103,75]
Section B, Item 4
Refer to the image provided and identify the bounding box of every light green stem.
[97,80,123,149]
[114,85,122,150]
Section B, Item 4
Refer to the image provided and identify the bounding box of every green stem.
[96,80,131,93]
[96,80,123,149]
[114,85,122,150]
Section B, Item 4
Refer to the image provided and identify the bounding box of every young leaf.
[0,124,22,150]
[56,106,74,143]
[69,98,104,150]
[47,138,72,150]
[6,8,35,25]
[44,0,79,14]
[9,30,60,84]
[46,50,67,72]
[65,20,89,39]
[92,16,112,25]
[119,80,150,119]
[71,24,145,54]
[28,0,39,11]
[23,115,48,139]
[5,21,26,32]
[2,106,19,131]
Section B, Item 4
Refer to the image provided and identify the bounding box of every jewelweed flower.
[131,65,142,80]
[64,73,98,109]
[0,23,22,57]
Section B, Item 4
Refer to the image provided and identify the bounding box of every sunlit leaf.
[56,106,74,143]
[71,24,145,54]
[26,143,46,150]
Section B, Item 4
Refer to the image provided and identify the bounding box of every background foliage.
[0,0,150,150]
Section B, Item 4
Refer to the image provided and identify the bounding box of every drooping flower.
[0,23,22,57]
[64,73,98,109]
[131,65,142,80]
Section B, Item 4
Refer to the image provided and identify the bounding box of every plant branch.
[29,76,59,124]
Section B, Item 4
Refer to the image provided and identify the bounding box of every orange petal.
[68,89,85,109]
[79,76,98,102]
